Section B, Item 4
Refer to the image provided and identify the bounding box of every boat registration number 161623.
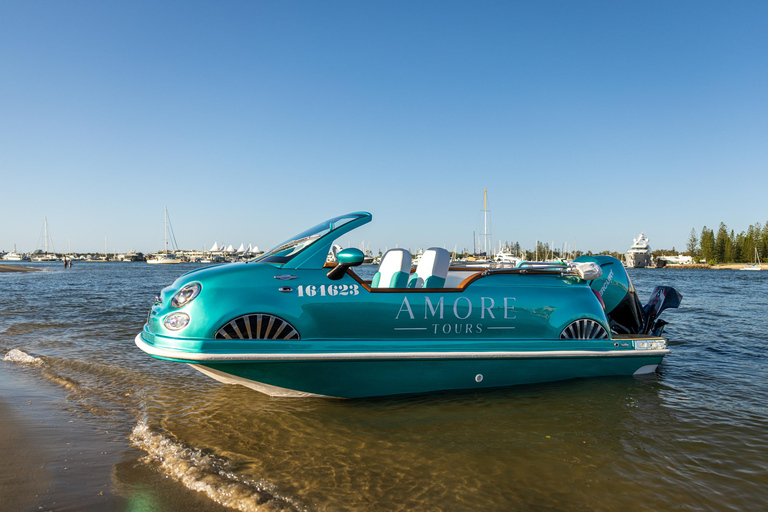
[297,284,360,297]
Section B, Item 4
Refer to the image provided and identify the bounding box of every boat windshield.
[254,214,362,264]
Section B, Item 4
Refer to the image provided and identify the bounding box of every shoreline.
[0,264,42,273]
[662,263,765,270]
[0,359,235,511]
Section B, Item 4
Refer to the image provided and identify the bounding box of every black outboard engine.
[642,286,682,336]
[574,256,682,336]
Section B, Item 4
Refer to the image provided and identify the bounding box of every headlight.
[171,283,201,308]
[635,339,667,350]
[164,312,190,331]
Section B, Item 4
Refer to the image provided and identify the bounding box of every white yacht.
[147,253,181,264]
[494,248,522,267]
[2,244,27,261]
[625,233,653,268]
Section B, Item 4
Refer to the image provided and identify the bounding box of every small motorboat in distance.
[135,212,682,399]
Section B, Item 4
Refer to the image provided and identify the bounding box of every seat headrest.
[373,249,412,288]
[409,247,451,288]
[379,249,411,273]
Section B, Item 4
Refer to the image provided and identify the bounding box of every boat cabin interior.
[336,247,559,294]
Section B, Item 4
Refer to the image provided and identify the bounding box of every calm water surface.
[1,263,767,511]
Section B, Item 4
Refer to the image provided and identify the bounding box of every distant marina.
[1,205,764,270]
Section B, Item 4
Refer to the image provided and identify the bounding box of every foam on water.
[4,348,44,366]
[3,348,82,392]
[130,420,302,512]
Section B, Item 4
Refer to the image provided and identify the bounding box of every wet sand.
[0,264,41,272]
[0,366,116,511]
[0,398,49,511]
[0,362,236,512]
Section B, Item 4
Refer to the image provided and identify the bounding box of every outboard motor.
[642,286,682,336]
[574,255,682,335]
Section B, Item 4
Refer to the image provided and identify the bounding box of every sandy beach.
[0,360,236,511]
[709,263,765,270]
[0,365,120,511]
[0,264,41,273]
[0,398,49,510]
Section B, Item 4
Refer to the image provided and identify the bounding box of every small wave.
[3,348,82,392]
[130,420,301,512]
[3,348,44,366]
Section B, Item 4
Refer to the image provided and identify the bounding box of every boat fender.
[572,262,602,281]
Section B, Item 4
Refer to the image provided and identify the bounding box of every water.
[1,263,767,511]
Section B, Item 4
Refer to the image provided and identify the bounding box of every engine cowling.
[574,255,646,334]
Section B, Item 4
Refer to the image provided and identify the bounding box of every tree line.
[687,222,767,264]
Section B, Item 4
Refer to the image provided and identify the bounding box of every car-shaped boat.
[135,212,681,398]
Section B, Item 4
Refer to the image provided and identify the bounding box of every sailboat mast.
[483,189,489,256]
[42,217,55,255]
[164,206,169,254]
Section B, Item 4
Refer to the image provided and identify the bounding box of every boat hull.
[135,333,668,399]
[147,258,181,264]
[189,355,665,398]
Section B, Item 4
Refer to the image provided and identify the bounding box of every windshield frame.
[253,212,371,268]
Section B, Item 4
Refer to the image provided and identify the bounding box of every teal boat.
[135,212,682,398]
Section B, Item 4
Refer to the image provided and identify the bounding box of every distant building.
[656,255,694,265]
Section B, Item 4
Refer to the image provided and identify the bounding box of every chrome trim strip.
[136,334,669,362]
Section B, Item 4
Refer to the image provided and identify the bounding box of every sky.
[1,1,766,255]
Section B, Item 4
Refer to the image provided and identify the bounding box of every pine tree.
[715,223,729,263]
[700,226,715,264]
[725,229,735,262]
[686,228,698,256]
[762,221,768,260]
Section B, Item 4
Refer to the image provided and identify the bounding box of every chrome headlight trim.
[164,312,190,331]
[171,282,201,309]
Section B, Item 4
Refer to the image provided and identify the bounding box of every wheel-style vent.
[560,319,608,340]
[215,314,300,341]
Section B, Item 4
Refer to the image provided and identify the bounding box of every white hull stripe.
[136,334,669,362]
[188,364,334,398]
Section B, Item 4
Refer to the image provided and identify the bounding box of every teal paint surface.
[137,212,671,398]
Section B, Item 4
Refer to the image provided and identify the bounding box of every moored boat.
[147,206,181,264]
[626,233,653,268]
[741,248,762,271]
[135,212,682,398]
[2,244,28,261]
[147,253,181,264]
[32,217,58,262]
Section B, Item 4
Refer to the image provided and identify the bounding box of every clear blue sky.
[2,1,766,255]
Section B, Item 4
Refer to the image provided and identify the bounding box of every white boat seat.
[372,249,412,288]
[408,247,451,288]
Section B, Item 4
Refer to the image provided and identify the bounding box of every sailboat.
[741,248,762,271]
[31,217,59,262]
[147,207,181,264]
[459,190,494,267]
